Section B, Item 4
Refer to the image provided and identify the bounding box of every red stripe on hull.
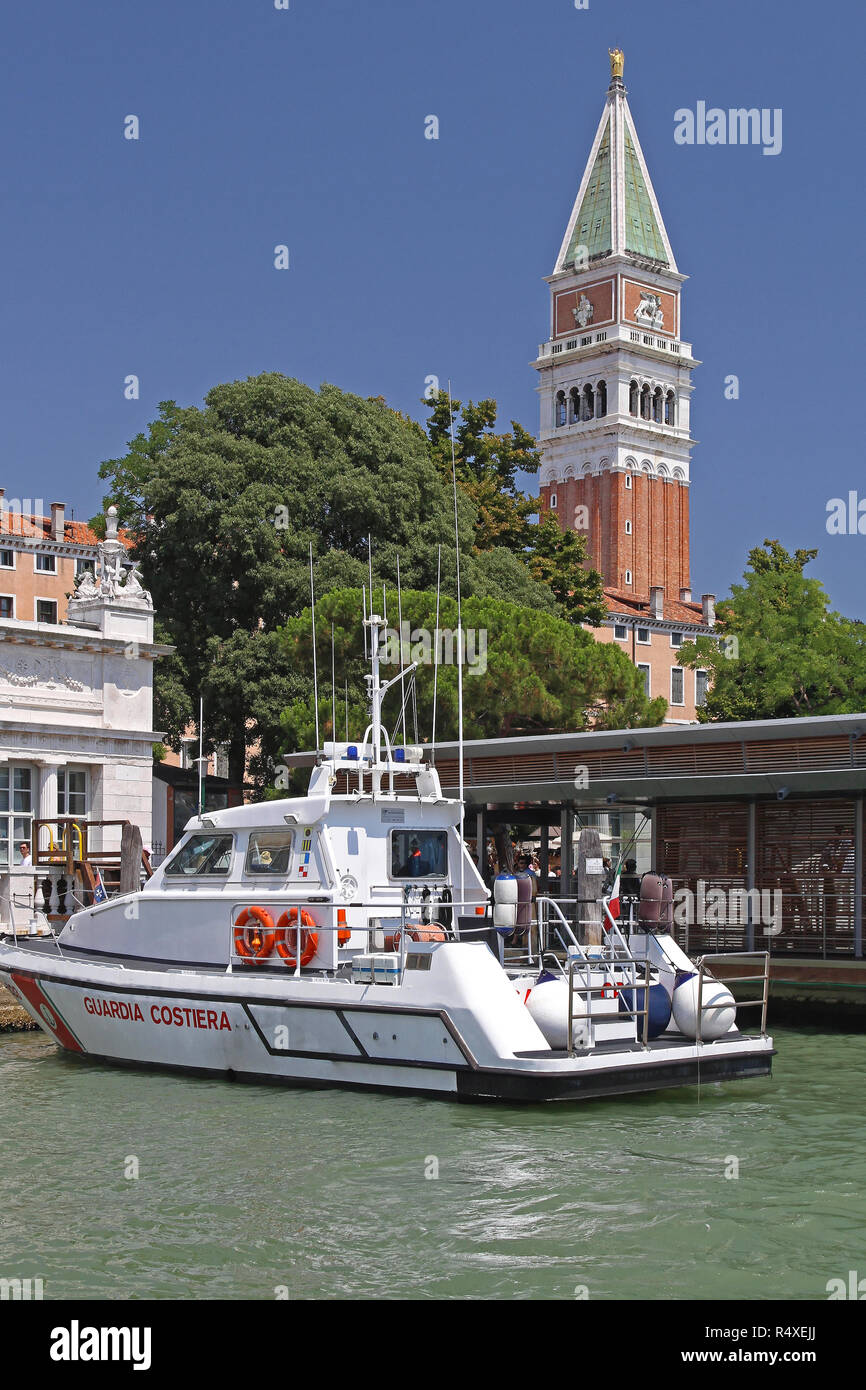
[10,972,85,1052]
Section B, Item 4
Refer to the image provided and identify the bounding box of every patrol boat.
[0,612,773,1102]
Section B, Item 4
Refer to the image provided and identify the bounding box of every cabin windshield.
[390,829,448,880]
[164,833,234,877]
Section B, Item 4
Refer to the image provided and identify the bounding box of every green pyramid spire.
[623,128,667,263]
[563,119,612,266]
[555,64,675,274]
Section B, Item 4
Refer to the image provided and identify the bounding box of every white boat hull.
[0,942,774,1103]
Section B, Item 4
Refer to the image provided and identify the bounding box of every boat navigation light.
[346,745,359,761]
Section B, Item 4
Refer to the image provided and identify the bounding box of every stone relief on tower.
[634,292,665,330]
[573,294,594,329]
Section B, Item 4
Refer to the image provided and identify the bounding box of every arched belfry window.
[569,387,581,423]
[629,380,639,416]
[582,384,595,421]
[665,390,676,426]
[596,380,607,417]
[653,387,663,423]
[640,384,651,420]
[555,391,567,428]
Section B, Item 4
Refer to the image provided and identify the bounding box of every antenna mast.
[309,542,320,753]
[431,543,441,763]
[331,622,336,749]
[448,383,465,919]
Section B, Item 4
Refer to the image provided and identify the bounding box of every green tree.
[277,587,666,761]
[425,391,539,551]
[97,375,615,783]
[424,390,607,625]
[679,539,866,722]
[97,375,482,778]
[527,514,607,625]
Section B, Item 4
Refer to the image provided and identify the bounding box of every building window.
[36,599,58,624]
[181,740,196,771]
[625,570,633,586]
[696,669,708,707]
[0,765,34,868]
[652,387,663,423]
[637,663,651,697]
[76,558,96,577]
[671,667,684,705]
[614,624,627,640]
[629,380,639,416]
[636,627,650,644]
[0,549,13,568]
[549,493,558,509]
[569,387,580,423]
[670,631,683,648]
[35,553,56,573]
[665,390,676,426]
[625,474,632,490]
[640,385,651,420]
[625,520,632,535]
[58,769,88,818]
[555,391,567,428]
[596,380,607,417]
[0,596,13,619]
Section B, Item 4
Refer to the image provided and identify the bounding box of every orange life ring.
[234,906,277,963]
[275,908,319,968]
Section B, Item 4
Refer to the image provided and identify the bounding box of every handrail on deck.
[696,951,770,1040]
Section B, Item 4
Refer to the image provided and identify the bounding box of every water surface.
[0,1027,862,1300]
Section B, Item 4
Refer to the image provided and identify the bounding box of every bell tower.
[535,49,698,605]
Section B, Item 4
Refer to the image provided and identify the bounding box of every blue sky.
[2,0,864,615]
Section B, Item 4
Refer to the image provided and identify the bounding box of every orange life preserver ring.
[275,909,319,968]
[234,906,277,963]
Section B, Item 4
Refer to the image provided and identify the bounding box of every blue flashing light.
[394,748,406,763]
[346,745,359,761]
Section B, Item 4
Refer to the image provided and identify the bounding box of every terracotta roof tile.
[0,511,132,549]
[601,587,709,626]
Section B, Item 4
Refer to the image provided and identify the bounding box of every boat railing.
[565,956,653,1057]
[695,952,771,1040]
[226,898,490,979]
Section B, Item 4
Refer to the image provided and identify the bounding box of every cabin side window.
[164,833,234,877]
[390,829,449,880]
[245,830,294,875]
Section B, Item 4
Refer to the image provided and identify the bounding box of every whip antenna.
[448,383,465,921]
[331,622,336,749]
[396,554,406,746]
[309,542,320,752]
[431,544,442,762]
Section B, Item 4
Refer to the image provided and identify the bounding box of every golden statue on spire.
[609,47,625,79]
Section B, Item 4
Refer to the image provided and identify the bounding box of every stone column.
[36,761,63,915]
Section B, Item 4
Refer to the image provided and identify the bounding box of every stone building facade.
[0,507,170,922]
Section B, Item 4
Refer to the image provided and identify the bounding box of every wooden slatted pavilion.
[423,713,866,962]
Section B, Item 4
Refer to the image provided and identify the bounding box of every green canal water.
[0,1026,863,1301]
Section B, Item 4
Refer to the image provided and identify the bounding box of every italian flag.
[607,868,621,922]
